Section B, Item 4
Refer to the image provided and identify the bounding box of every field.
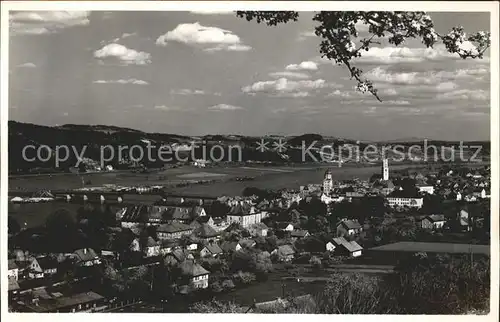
[369,241,490,255]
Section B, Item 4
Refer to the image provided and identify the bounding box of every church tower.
[382,158,389,181]
[323,169,333,195]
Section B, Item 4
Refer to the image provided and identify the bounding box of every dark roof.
[291,230,309,238]
[238,238,256,248]
[227,203,254,216]
[8,259,18,270]
[26,292,104,312]
[146,236,158,247]
[36,256,58,269]
[276,222,292,229]
[425,214,446,222]
[221,241,239,252]
[338,220,361,230]
[74,248,99,262]
[250,222,268,230]
[203,242,223,254]
[160,239,179,248]
[179,260,210,277]
[195,224,219,238]
[157,221,192,233]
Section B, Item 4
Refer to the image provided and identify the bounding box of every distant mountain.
[7,121,491,175]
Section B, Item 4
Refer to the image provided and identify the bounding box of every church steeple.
[323,169,333,195]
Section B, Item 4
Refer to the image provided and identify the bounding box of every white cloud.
[269,71,311,79]
[328,89,356,98]
[10,11,90,35]
[93,79,149,85]
[94,43,151,65]
[285,61,318,71]
[354,45,464,64]
[437,89,489,101]
[366,67,434,85]
[156,22,251,52]
[242,78,326,96]
[382,100,411,105]
[154,105,183,111]
[17,62,36,68]
[208,104,244,111]
[171,89,206,95]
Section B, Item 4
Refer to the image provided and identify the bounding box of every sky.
[8,11,491,141]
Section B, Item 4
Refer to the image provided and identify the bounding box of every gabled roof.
[203,242,223,254]
[221,241,239,252]
[227,203,254,216]
[250,222,269,230]
[146,236,158,247]
[238,239,256,248]
[426,214,446,222]
[74,248,98,262]
[276,222,292,229]
[338,220,361,230]
[291,230,309,238]
[36,256,58,269]
[330,237,363,253]
[157,221,192,233]
[179,260,210,277]
[195,224,219,238]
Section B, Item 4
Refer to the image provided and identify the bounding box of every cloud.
[437,89,489,101]
[297,31,317,41]
[269,71,311,79]
[285,61,318,71]
[353,45,469,64]
[205,44,251,52]
[154,105,184,111]
[171,89,206,95]
[10,11,90,35]
[242,78,326,96]
[208,104,244,111]
[382,100,411,105]
[93,79,149,85]
[156,22,251,52]
[328,89,365,98]
[189,10,235,15]
[17,62,36,68]
[94,43,151,65]
[366,67,434,85]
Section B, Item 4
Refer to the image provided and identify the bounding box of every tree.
[8,216,21,235]
[237,11,490,101]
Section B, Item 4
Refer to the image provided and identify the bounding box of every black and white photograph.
[1,1,499,317]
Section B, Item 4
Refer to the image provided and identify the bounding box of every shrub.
[222,279,235,290]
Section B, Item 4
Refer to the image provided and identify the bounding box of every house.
[157,222,193,240]
[144,236,160,257]
[200,242,223,258]
[290,230,310,240]
[73,248,101,267]
[189,216,215,230]
[326,237,363,257]
[22,291,106,313]
[163,206,207,224]
[34,256,58,275]
[248,223,269,237]
[238,238,256,249]
[159,239,179,255]
[8,277,20,295]
[271,245,295,262]
[386,196,424,208]
[177,260,210,291]
[226,203,268,227]
[164,249,195,266]
[119,205,164,228]
[194,223,219,240]
[417,184,435,195]
[221,241,242,253]
[421,215,446,230]
[276,222,294,232]
[8,259,19,281]
[336,220,362,237]
[27,257,45,279]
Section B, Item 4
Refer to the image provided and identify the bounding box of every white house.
[8,260,19,281]
[386,197,424,209]
[417,184,435,195]
[421,215,446,230]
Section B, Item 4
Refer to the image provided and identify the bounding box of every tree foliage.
[236,11,490,101]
